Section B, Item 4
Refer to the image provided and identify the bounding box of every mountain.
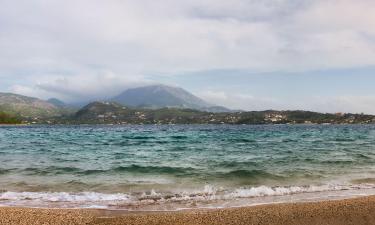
[0,93,66,118]
[68,102,375,125]
[73,101,211,124]
[0,111,21,124]
[75,101,127,120]
[110,84,231,112]
[47,98,67,108]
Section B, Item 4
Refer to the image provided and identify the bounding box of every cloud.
[197,90,281,111]
[9,70,151,102]
[2,0,375,112]
[197,90,375,114]
[307,96,375,114]
[2,0,375,74]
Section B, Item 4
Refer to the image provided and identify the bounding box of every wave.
[11,165,199,176]
[21,166,83,175]
[334,138,355,142]
[216,161,259,169]
[355,153,373,160]
[320,160,355,165]
[215,169,284,180]
[1,183,375,209]
[0,168,13,175]
[170,135,188,139]
[13,166,310,181]
[0,191,130,202]
[112,165,197,175]
[129,136,155,140]
[228,138,256,143]
[228,185,343,198]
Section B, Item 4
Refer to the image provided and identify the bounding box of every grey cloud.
[32,71,151,102]
[197,90,375,114]
[188,0,312,22]
[2,0,375,110]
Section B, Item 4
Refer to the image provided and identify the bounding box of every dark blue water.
[0,124,374,209]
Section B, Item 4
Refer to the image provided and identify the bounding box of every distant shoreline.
[1,195,374,225]
[0,123,27,126]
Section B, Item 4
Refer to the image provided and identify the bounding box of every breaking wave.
[1,183,375,210]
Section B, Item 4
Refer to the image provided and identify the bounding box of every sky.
[1,0,375,113]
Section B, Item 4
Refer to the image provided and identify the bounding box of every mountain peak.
[47,98,66,108]
[0,92,61,118]
[111,84,213,110]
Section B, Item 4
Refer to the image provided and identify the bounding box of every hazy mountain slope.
[0,93,65,118]
[75,101,127,120]
[69,102,375,125]
[73,101,210,124]
[110,84,230,112]
[47,98,67,108]
[0,111,21,124]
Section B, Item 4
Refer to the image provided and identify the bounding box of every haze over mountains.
[0,93,64,118]
[1,84,375,125]
[47,98,68,108]
[111,85,231,112]
[2,83,374,125]
[112,85,209,108]
[0,84,231,119]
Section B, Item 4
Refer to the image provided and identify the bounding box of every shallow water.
[0,124,374,210]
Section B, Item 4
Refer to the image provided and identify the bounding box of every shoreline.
[1,195,375,225]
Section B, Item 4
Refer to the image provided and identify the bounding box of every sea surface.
[0,124,375,210]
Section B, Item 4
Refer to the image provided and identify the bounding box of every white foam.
[226,183,375,199]
[203,184,217,195]
[0,191,131,202]
[227,185,329,198]
[1,183,375,209]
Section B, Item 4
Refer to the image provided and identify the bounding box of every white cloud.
[307,96,375,114]
[9,70,151,102]
[2,0,375,112]
[2,0,375,74]
[197,90,375,114]
[197,90,281,111]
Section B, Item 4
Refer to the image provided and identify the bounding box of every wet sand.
[1,195,375,225]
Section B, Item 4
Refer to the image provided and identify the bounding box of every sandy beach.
[0,195,374,225]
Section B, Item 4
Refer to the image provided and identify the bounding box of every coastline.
[0,123,29,127]
[1,195,375,225]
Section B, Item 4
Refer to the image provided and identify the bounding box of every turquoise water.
[0,125,375,209]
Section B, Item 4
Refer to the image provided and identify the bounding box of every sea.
[0,124,375,210]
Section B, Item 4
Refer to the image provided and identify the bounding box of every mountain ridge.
[66,101,375,125]
[3,85,375,125]
[110,84,231,112]
[0,92,63,118]
[47,98,67,108]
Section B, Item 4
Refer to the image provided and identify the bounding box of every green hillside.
[0,112,21,124]
[0,93,73,118]
[55,101,375,125]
